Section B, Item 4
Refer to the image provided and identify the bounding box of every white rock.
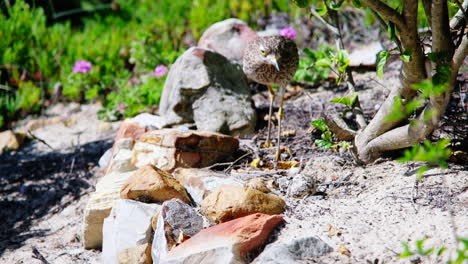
[131,113,165,129]
[82,170,135,249]
[173,168,242,205]
[108,149,136,173]
[102,199,160,264]
[98,148,113,169]
[349,42,384,67]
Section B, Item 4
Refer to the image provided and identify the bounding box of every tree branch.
[432,0,454,54]
[450,0,468,29]
[309,8,339,35]
[452,35,468,76]
[422,0,432,26]
[360,0,405,29]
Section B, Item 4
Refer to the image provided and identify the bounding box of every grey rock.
[287,174,316,198]
[276,176,292,194]
[252,236,333,264]
[161,199,203,237]
[198,18,257,64]
[159,47,257,136]
[152,199,204,263]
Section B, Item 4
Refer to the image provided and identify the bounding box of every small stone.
[0,130,24,153]
[252,236,333,263]
[201,185,286,223]
[337,243,351,256]
[120,165,191,204]
[172,168,242,205]
[131,129,239,171]
[276,176,292,193]
[287,174,316,198]
[102,200,160,264]
[118,243,152,264]
[159,213,284,264]
[98,121,113,133]
[349,42,384,67]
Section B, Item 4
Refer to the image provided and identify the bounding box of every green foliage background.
[0,0,298,127]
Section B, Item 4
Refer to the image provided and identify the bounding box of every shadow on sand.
[0,139,111,256]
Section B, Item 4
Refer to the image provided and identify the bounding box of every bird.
[243,35,299,161]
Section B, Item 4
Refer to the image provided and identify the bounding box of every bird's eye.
[260,49,267,56]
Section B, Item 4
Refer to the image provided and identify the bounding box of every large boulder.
[198,18,257,64]
[131,129,239,172]
[159,47,256,136]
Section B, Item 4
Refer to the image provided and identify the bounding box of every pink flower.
[115,103,126,113]
[72,60,92,73]
[279,26,297,40]
[152,65,168,78]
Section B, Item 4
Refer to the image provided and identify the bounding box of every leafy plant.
[310,119,351,150]
[399,237,468,264]
[294,45,349,84]
[398,139,452,180]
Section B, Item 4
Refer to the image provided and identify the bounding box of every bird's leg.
[263,85,275,148]
[275,93,285,162]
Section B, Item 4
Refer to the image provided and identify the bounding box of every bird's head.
[258,45,281,72]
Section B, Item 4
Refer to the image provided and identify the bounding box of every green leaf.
[330,92,358,108]
[315,58,332,67]
[376,51,390,78]
[351,0,364,8]
[336,141,351,148]
[399,242,414,258]
[405,99,424,115]
[416,165,429,180]
[385,96,406,122]
[315,139,333,150]
[400,49,412,62]
[433,64,451,85]
[310,120,329,132]
[322,130,333,142]
[387,22,397,41]
[436,247,447,256]
[316,5,328,16]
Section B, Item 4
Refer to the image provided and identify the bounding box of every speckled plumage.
[243,36,299,88]
[242,35,299,162]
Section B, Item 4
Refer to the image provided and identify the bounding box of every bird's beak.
[271,57,280,71]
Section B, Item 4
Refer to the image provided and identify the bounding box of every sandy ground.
[1,69,467,264]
